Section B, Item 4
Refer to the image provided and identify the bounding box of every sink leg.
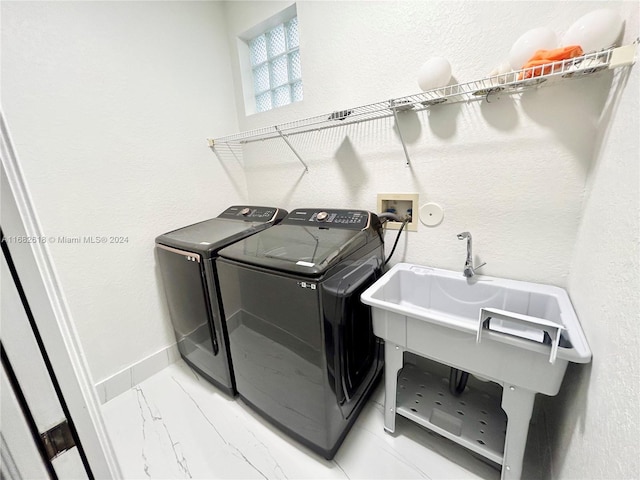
[500,385,536,480]
[383,341,403,434]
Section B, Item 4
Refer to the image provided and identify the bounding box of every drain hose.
[384,218,409,266]
[378,213,410,267]
[449,368,469,396]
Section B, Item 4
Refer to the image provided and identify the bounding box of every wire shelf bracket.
[275,126,309,173]
[390,99,413,166]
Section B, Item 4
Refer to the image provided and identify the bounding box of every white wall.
[224,1,636,286]
[223,1,639,478]
[559,33,639,480]
[1,1,247,382]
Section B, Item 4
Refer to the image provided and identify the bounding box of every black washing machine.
[155,206,287,396]
[216,208,385,459]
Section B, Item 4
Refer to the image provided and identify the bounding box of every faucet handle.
[475,262,487,271]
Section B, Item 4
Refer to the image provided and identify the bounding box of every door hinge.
[41,420,75,460]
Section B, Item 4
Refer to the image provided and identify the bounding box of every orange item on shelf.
[518,45,584,80]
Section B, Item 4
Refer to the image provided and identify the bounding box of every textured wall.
[222,1,640,478]
[561,42,640,479]
[1,1,247,382]
[223,1,635,286]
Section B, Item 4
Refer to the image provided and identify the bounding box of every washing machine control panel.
[218,206,279,223]
[283,209,371,230]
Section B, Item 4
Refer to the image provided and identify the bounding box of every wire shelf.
[208,43,636,167]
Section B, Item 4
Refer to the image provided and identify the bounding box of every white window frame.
[237,4,302,115]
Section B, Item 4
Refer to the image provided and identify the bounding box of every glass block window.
[249,17,302,113]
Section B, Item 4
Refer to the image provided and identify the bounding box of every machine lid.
[218,209,381,276]
[155,206,286,255]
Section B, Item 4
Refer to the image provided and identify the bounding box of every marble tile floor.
[101,360,507,480]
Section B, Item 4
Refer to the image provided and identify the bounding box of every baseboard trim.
[95,344,179,404]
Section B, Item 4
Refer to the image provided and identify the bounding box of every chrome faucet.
[457,232,485,278]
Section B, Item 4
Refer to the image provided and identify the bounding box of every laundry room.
[1,1,638,479]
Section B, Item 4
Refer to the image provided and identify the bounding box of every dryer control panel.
[282,209,371,230]
[218,206,281,223]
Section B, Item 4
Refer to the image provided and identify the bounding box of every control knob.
[240,208,251,216]
[316,211,329,222]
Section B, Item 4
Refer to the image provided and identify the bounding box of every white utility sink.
[361,263,592,480]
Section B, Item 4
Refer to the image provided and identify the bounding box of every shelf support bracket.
[391,106,412,166]
[275,126,309,172]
